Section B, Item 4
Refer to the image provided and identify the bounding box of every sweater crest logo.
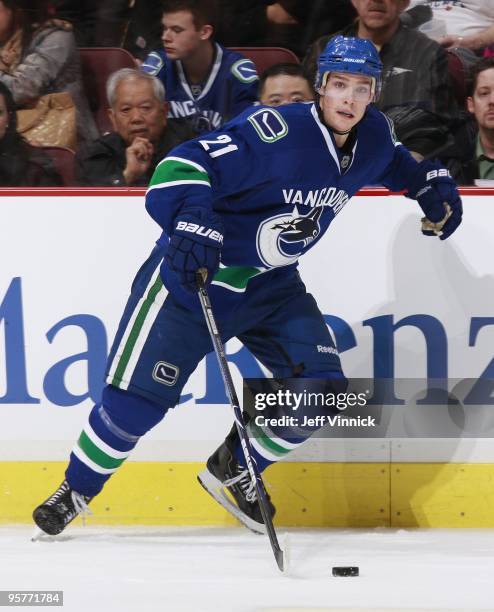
[256,206,324,267]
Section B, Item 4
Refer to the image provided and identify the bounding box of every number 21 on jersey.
[199,134,238,158]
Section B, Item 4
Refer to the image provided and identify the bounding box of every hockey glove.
[407,161,462,240]
[165,209,224,293]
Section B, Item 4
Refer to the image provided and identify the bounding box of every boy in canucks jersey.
[33,36,462,536]
[141,0,258,135]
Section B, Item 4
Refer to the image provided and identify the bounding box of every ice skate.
[198,439,275,535]
[32,480,92,537]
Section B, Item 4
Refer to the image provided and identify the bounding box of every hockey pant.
[66,259,343,497]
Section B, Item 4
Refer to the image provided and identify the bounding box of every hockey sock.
[233,420,306,472]
[66,403,137,497]
[66,386,168,497]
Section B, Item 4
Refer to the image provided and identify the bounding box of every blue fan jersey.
[146,102,420,314]
[141,43,258,133]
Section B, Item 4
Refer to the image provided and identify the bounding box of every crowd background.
[1,0,493,186]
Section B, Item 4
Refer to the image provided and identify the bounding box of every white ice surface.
[2,526,494,612]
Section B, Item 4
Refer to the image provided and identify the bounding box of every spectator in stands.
[409,0,494,53]
[50,0,99,46]
[0,81,61,185]
[258,63,314,106]
[125,1,344,60]
[444,58,494,185]
[123,0,162,61]
[75,69,194,186]
[466,58,494,180]
[140,0,258,136]
[123,1,357,61]
[260,1,358,57]
[303,0,459,161]
[53,0,135,48]
[0,0,98,145]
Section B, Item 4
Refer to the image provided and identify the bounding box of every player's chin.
[333,114,357,131]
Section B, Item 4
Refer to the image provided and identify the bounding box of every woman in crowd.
[0,81,61,185]
[0,0,98,146]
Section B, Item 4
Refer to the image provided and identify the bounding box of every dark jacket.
[446,154,478,186]
[441,114,479,185]
[0,145,62,187]
[75,119,195,186]
[303,23,460,158]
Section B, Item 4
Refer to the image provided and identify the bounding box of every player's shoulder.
[219,44,258,85]
[230,101,316,129]
[224,102,319,150]
[361,105,400,147]
[164,103,319,172]
[141,48,167,77]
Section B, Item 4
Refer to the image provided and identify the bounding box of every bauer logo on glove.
[175,220,224,244]
[165,209,224,293]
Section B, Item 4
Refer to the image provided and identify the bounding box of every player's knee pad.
[306,375,349,438]
[101,385,170,437]
[299,368,347,387]
[252,370,349,443]
[294,368,349,417]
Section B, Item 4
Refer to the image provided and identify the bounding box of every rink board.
[2,461,494,527]
[1,188,494,527]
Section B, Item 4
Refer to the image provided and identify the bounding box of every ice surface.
[2,526,494,612]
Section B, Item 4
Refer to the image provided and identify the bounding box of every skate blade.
[31,526,48,542]
[197,469,267,535]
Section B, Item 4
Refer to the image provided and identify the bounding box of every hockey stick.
[196,269,285,572]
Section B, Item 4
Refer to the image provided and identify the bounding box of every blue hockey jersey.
[146,102,421,313]
[141,43,258,134]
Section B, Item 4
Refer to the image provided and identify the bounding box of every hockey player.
[33,35,462,536]
[140,0,258,135]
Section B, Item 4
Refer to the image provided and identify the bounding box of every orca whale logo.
[256,206,323,267]
[273,207,323,246]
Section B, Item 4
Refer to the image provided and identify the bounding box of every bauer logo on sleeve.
[152,361,179,386]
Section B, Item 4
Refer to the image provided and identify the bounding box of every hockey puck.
[332,566,359,577]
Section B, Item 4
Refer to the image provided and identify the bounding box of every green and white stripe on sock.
[247,419,301,463]
[72,423,132,475]
[147,156,211,192]
[106,267,168,390]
